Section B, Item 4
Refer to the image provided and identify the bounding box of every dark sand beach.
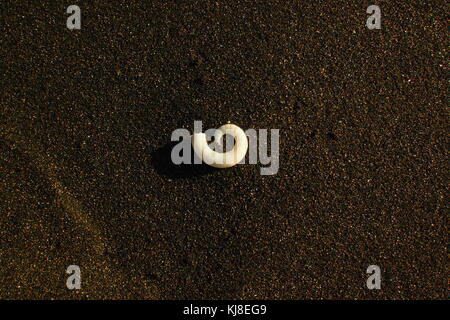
[0,1,447,299]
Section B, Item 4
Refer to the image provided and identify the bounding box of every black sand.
[0,1,447,299]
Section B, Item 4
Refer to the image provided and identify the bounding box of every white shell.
[192,123,248,168]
